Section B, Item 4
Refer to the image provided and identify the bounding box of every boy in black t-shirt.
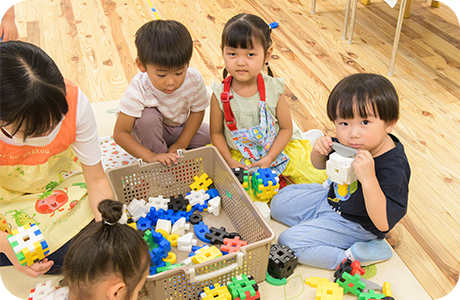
[271,73,410,269]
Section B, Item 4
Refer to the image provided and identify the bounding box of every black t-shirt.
[327,134,411,238]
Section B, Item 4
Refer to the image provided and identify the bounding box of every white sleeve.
[72,89,102,166]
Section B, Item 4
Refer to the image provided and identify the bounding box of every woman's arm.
[81,162,114,221]
[0,6,18,42]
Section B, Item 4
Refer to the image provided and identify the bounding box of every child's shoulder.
[186,66,205,81]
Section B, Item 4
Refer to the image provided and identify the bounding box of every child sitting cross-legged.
[44,200,151,300]
[271,73,411,269]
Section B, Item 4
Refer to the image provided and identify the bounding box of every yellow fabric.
[0,147,93,253]
[229,139,327,202]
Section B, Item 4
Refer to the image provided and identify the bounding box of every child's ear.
[386,120,397,133]
[265,47,274,63]
[135,58,147,73]
[108,281,126,300]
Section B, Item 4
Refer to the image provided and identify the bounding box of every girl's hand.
[227,158,248,170]
[312,136,333,156]
[168,143,186,156]
[248,156,272,169]
[352,150,375,183]
[145,152,179,167]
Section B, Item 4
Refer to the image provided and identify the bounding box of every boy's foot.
[345,239,393,266]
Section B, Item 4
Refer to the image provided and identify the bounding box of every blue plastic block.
[206,189,220,199]
[269,22,278,29]
[194,222,211,243]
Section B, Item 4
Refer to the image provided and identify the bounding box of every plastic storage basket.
[107,146,275,299]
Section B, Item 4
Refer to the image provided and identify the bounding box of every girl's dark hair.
[135,20,193,69]
[64,200,150,300]
[0,41,68,140]
[221,13,273,78]
[327,73,399,123]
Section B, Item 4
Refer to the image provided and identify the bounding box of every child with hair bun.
[44,200,150,300]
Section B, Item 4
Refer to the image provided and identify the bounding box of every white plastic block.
[177,232,197,252]
[28,280,55,300]
[147,195,170,211]
[127,199,148,221]
[253,201,271,224]
[180,256,193,267]
[326,152,357,185]
[185,190,210,206]
[155,219,172,235]
[171,217,190,236]
[207,196,221,216]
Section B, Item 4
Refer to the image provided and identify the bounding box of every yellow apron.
[0,80,93,253]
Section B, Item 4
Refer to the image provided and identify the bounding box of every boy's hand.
[312,136,333,156]
[168,143,186,156]
[145,152,179,167]
[352,150,375,183]
[227,158,248,170]
[248,156,272,169]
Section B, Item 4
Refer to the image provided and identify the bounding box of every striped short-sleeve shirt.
[118,67,209,127]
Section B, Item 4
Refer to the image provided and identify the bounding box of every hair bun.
[98,200,124,224]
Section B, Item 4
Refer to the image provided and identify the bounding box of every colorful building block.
[155,219,172,236]
[168,194,188,212]
[190,173,213,191]
[171,217,189,236]
[194,221,211,243]
[227,274,259,300]
[7,223,49,266]
[207,196,222,216]
[232,168,249,184]
[200,283,232,300]
[305,277,331,288]
[334,258,365,279]
[326,150,357,185]
[358,290,386,300]
[383,282,392,297]
[204,226,231,245]
[337,272,366,295]
[191,245,222,264]
[28,280,55,300]
[268,244,298,279]
[147,195,170,211]
[251,168,279,199]
[127,198,148,221]
[206,188,220,199]
[177,232,197,252]
[316,281,344,300]
[220,236,248,253]
[186,189,210,206]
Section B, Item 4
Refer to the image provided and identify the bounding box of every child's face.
[137,60,188,94]
[334,106,396,157]
[222,41,271,82]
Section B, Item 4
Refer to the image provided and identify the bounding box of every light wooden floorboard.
[11,0,460,298]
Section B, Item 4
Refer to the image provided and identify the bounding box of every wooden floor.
[12,0,460,298]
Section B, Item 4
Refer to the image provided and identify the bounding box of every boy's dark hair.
[0,41,68,140]
[135,20,193,69]
[327,73,399,123]
[64,200,150,300]
[221,13,273,78]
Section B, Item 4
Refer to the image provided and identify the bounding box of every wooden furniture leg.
[404,0,413,18]
[342,0,353,39]
[311,0,317,14]
[388,0,408,76]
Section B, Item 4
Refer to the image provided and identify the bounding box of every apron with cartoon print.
[221,74,289,175]
[0,79,93,254]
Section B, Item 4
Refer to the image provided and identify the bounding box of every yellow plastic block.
[162,252,177,264]
[316,282,343,300]
[305,277,330,288]
[201,283,232,300]
[383,282,392,297]
[191,245,222,264]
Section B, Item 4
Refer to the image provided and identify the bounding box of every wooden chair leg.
[404,0,413,18]
[311,0,317,14]
[347,0,359,44]
[388,0,408,76]
[342,0,353,39]
[431,0,441,8]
